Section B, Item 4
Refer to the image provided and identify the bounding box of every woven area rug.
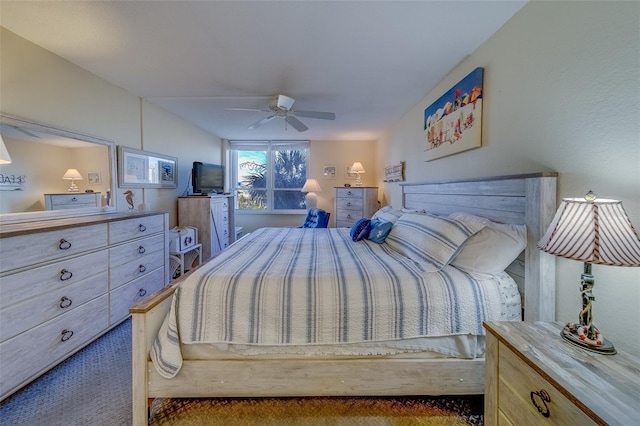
[149,395,483,425]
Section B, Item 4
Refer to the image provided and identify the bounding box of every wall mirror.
[0,113,117,224]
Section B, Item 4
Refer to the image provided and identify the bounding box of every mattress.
[151,227,521,378]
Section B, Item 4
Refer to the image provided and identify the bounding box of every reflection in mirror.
[0,114,117,223]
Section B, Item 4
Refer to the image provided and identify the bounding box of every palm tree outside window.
[230,140,309,212]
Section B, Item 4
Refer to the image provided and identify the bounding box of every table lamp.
[301,179,322,209]
[350,162,365,186]
[62,168,83,192]
[538,191,640,354]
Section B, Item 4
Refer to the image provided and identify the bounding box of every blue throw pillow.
[368,220,393,244]
[350,218,371,241]
[354,220,372,241]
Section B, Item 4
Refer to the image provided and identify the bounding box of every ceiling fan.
[226,95,336,132]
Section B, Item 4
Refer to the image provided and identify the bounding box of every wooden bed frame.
[130,172,557,425]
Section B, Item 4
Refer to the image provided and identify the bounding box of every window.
[230,140,309,212]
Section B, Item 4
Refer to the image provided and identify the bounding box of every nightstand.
[483,321,640,425]
[169,243,202,279]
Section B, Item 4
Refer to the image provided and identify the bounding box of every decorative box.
[169,226,197,252]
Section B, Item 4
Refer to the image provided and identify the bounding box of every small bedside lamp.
[538,191,640,354]
[62,168,83,192]
[350,162,365,186]
[0,135,12,164]
[301,179,322,209]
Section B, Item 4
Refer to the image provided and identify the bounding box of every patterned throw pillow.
[367,220,393,244]
[354,220,373,241]
[385,213,486,271]
[350,218,371,241]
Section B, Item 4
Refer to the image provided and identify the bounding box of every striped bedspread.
[151,227,506,378]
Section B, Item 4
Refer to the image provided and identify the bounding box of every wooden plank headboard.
[400,172,558,322]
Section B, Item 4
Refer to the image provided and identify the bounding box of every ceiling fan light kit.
[228,94,336,132]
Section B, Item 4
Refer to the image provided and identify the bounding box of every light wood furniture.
[44,192,101,210]
[0,211,169,401]
[178,195,235,262]
[334,187,378,228]
[484,321,640,425]
[131,172,557,426]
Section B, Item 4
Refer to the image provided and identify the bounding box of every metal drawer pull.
[61,329,74,342]
[59,239,72,250]
[71,197,78,202]
[138,245,146,254]
[59,296,73,309]
[347,191,352,195]
[60,269,73,281]
[138,264,147,273]
[139,288,147,297]
[138,224,147,232]
[347,202,351,206]
[530,389,551,418]
[347,214,352,219]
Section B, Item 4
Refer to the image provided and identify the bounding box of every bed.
[130,172,557,425]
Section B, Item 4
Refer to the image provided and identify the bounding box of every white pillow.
[385,213,486,272]
[449,212,527,275]
[371,206,404,225]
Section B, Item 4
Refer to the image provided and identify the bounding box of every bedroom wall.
[0,27,222,227]
[234,139,379,231]
[377,1,640,355]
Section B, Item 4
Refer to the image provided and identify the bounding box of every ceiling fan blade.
[248,115,276,130]
[293,110,336,120]
[285,116,309,132]
[226,107,271,112]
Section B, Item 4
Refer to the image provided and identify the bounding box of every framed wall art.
[87,172,102,185]
[424,67,484,161]
[323,165,336,180]
[118,146,178,188]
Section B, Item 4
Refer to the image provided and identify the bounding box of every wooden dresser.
[44,192,101,210]
[0,211,169,401]
[484,321,640,425]
[334,187,378,228]
[178,195,235,262]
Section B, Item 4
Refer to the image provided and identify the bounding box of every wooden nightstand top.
[484,321,640,425]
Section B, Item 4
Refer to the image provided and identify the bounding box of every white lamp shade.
[62,169,83,180]
[350,162,365,174]
[538,195,640,266]
[302,179,322,193]
[0,135,12,164]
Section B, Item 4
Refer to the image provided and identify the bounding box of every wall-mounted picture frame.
[424,67,484,161]
[323,165,336,180]
[87,172,101,185]
[345,165,357,179]
[117,146,178,188]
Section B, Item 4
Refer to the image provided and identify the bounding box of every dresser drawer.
[110,268,164,324]
[110,251,165,290]
[45,193,100,210]
[498,344,595,425]
[336,197,363,211]
[108,214,165,245]
[0,250,107,309]
[109,234,165,267]
[0,271,108,342]
[336,210,363,225]
[335,188,364,199]
[0,224,108,272]
[0,294,109,398]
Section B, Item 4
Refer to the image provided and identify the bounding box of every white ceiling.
[0,1,526,141]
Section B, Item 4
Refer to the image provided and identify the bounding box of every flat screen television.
[192,161,224,195]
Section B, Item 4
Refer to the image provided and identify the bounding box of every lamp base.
[354,174,363,187]
[304,192,318,209]
[67,182,80,192]
[561,323,616,355]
